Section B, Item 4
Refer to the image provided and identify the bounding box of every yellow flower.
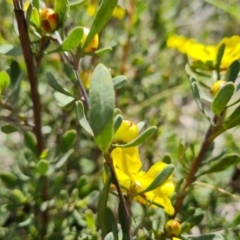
[167,34,240,69]
[111,147,175,215]
[113,120,139,143]
[87,3,125,19]
[218,35,240,69]
[186,43,216,63]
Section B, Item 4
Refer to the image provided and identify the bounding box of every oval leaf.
[183,233,224,240]
[112,75,127,90]
[83,0,118,49]
[58,129,76,153]
[36,159,49,175]
[0,71,10,93]
[89,64,114,152]
[211,82,235,115]
[113,114,123,133]
[1,124,17,134]
[60,27,83,51]
[24,131,38,156]
[190,80,203,112]
[225,60,240,83]
[46,72,74,97]
[76,101,93,136]
[54,0,69,25]
[113,126,157,148]
[97,165,111,236]
[198,154,240,176]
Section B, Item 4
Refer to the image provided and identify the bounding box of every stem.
[120,0,135,74]
[54,32,89,108]
[13,1,48,237]
[13,0,44,154]
[173,116,220,217]
[105,154,133,240]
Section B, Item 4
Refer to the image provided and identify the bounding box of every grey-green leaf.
[225,60,240,83]
[83,0,118,49]
[211,82,235,115]
[113,126,157,148]
[215,44,225,72]
[182,233,224,240]
[112,75,127,90]
[46,72,74,97]
[76,101,93,136]
[64,63,76,83]
[198,154,240,176]
[89,64,114,152]
[190,79,203,112]
[97,165,111,236]
[1,124,17,134]
[113,114,123,134]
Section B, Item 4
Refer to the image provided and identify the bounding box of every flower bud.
[114,120,139,143]
[81,27,99,53]
[80,70,93,90]
[210,80,227,97]
[165,219,182,237]
[40,8,59,32]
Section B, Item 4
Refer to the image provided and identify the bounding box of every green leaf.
[97,164,111,236]
[189,212,204,225]
[118,202,128,240]
[89,64,114,152]
[112,75,127,90]
[190,79,203,112]
[0,71,10,94]
[106,207,118,240]
[46,72,74,97]
[8,61,22,89]
[54,149,74,170]
[224,104,240,129]
[58,129,77,153]
[198,154,240,176]
[59,27,83,51]
[225,60,240,83]
[95,47,113,56]
[231,212,240,227]
[63,63,76,83]
[0,172,18,188]
[215,44,225,71]
[162,153,172,164]
[182,233,224,240]
[181,207,196,222]
[113,114,123,133]
[36,159,49,175]
[211,82,235,115]
[104,233,114,240]
[54,0,69,25]
[0,44,22,56]
[95,119,113,153]
[32,0,39,10]
[76,101,93,136]
[83,0,118,49]
[133,164,174,196]
[30,7,40,27]
[69,0,85,7]
[24,131,38,156]
[53,92,75,107]
[113,126,157,148]
[1,124,17,134]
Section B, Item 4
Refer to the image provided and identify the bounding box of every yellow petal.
[87,4,96,16]
[111,147,142,182]
[112,5,125,19]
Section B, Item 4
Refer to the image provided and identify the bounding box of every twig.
[13,0,44,154]
[173,116,220,217]
[54,32,90,108]
[13,1,48,237]
[104,154,133,240]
